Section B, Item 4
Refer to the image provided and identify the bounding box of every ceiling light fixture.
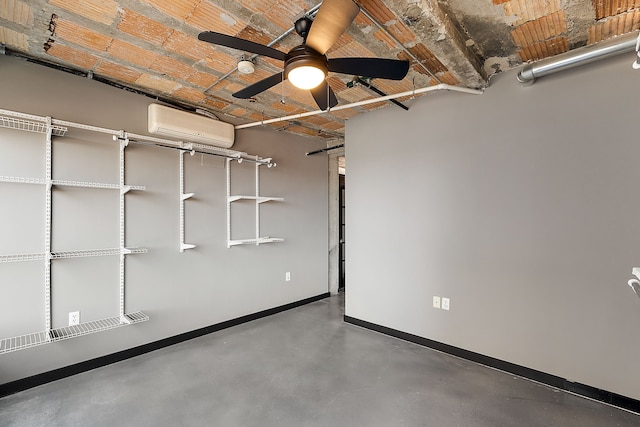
[284,45,327,90]
[288,66,325,89]
[237,59,255,74]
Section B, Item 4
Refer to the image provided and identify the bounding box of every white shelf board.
[0,311,149,354]
[0,252,46,263]
[228,237,284,246]
[228,195,284,203]
[0,176,145,191]
[0,115,67,136]
[52,180,146,191]
[51,247,147,259]
[0,176,46,185]
[0,247,147,263]
[228,238,256,246]
[259,237,284,244]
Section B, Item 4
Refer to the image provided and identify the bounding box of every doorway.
[328,151,345,295]
[339,172,345,290]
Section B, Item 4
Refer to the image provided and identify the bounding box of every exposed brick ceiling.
[0,0,638,142]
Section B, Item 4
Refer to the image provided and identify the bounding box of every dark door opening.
[339,174,345,290]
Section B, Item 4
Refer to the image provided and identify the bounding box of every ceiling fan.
[198,0,410,111]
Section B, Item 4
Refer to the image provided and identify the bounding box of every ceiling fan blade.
[328,57,410,80]
[233,72,285,99]
[310,80,338,111]
[306,0,359,55]
[198,31,286,61]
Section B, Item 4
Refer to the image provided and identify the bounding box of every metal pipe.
[235,84,482,129]
[358,5,441,84]
[123,138,274,165]
[356,78,409,110]
[306,144,345,155]
[517,31,638,85]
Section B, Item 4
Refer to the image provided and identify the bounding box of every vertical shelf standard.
[117,133,147,323]
[44,117,53,340]
[179,149,195,252]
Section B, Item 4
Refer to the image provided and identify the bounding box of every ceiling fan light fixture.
[284,45,327,90]
[288,65,326,89]
[199,0,407,109]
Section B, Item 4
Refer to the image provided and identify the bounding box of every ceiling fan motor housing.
[284,45,328,80]
[294,17,313,39]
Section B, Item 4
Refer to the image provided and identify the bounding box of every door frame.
[328,148,344,295]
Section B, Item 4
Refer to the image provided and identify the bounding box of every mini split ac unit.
[148,103,235,148]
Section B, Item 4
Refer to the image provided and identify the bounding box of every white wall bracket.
[628,267,640,300]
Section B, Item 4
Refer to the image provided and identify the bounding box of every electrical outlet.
[433,296,441,309]
[69,311,80,326]
[285,272,291,282]
[441,297,450,311]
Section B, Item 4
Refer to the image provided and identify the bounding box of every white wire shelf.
[52,180,146,191]
[0,115,67,136]
[0,176,46,185]
[0,252,46,263]
[228,195,284,203]
[0,311,149,354]
[0,176,145,191]
[0,247,147,263]
[51,247,148,259]
[228,237,285,246]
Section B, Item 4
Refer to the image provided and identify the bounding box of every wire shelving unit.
[0,108,149,354]
[0,107,281,353]
[226,157,284,247]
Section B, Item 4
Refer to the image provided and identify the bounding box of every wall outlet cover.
[285,272,291,282]
[442,297,450,311]
[69,311,80,326]
[433,296,441,309]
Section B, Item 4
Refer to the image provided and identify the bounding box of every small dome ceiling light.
[237,57,255,75]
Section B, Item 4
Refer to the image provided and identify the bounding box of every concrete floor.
[1,293,638,427]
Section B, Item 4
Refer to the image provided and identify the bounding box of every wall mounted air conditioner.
[148,103,235,148]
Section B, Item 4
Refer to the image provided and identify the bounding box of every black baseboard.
[344,315,640,415]
[0,293,330,398]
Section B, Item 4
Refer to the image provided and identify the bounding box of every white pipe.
[234,84,483,130]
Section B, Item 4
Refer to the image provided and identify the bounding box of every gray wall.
[345,54,640,400]
[0,56,328,384]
